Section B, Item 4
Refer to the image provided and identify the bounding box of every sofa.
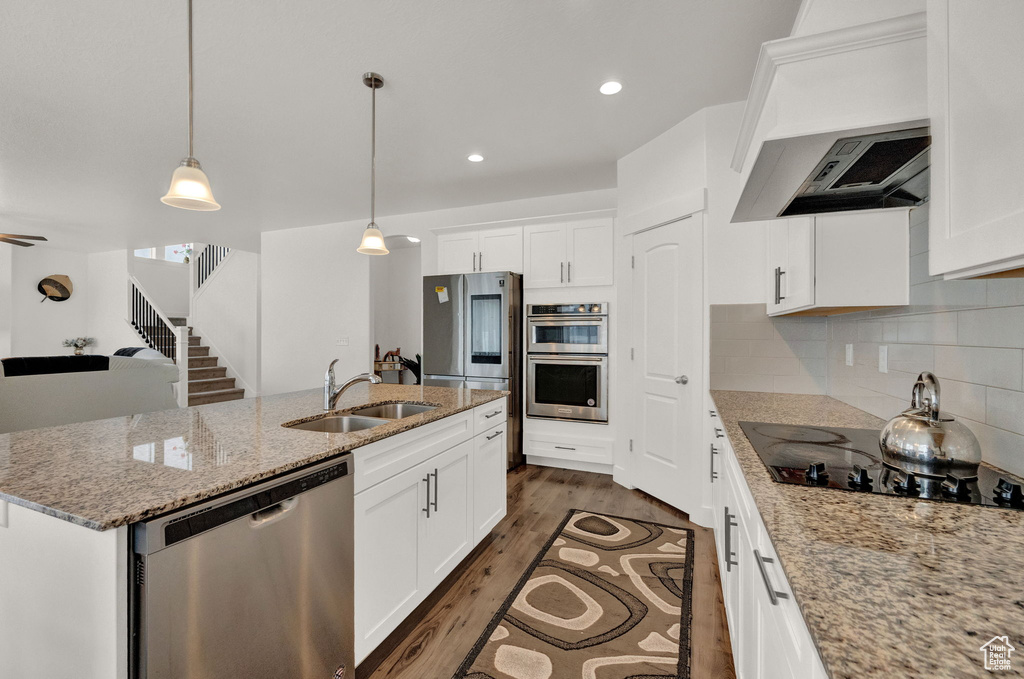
[0,353,180,434]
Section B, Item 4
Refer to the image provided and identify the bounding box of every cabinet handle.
[778,268,786,302]
[554,445,576,451]
[754,549,789,605]
[486,429,504,441]
[710,444,719,482]
[484,409,503,419]
[724,507,739,572]
[774,267,781,305]
[709,409,717,417]
[560,261,564,284]
[715,427,724,439]
[567,261,572,283]
[473,251,477,272]
[422,475,431,518]
[431,469,439,512]
[479,251,483,271]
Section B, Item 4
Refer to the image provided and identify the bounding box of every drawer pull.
[754,549,789,605]
[723,507,738,572]
[431,469,439,512]
[484,409,503,419]
[554,445,576,451]
[710,444,719,483]
[486,429,504,441]
[422,475,431,518]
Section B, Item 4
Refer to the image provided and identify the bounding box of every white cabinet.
[420,440,475,584]
[474,425,508,542]
[523,218,613,289]
[766,211,909,316]
[707,404,828,679]
[437,227,523,274]
[354,401,508,663]
[928,0,1024,279]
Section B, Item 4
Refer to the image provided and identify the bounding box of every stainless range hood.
[779,126,930,217]
[732,120,930,223]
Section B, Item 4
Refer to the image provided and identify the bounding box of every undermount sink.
[349,403,437,419]
[284,414,389,433]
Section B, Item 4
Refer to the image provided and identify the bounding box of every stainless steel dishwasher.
[131,454,354,678]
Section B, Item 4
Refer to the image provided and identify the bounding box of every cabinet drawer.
[474,397,507,435]
[524,433,612,464]
[354,412,473,494]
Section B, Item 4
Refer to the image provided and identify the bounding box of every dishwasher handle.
[249,498,298,528]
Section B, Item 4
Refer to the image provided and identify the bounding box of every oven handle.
[528,354,607,363]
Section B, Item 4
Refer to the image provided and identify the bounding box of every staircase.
[186,328,245,406]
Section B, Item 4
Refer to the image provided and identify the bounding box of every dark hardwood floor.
[361,464,736,679]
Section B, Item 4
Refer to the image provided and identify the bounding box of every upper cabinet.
[928,0,1024,279]
[437,227,523,274]
[766,211,909,316]
[523,218,613,289]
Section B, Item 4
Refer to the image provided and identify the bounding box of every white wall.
[370,245,422,364]
[86,250,146,355]
[0,247,12,357]
[705,101,769,305]
[261,224,371,396]
[260,189,615,397]
[10,246,91,356]
[192,250,261,394]
[131,257,189,317]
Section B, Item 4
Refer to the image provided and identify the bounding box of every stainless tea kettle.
[879,372,982,478]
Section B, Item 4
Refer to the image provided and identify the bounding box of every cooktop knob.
[805,462,829,484]
[893,471,920,495]
[993,478,1024,505]
[847,465,872,490]
[940,474,972,499]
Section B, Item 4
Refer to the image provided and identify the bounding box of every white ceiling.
[0,0,799,253]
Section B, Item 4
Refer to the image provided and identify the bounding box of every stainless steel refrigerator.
[423,271,523,469]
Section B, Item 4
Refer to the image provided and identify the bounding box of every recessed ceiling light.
[467,154,484,162]
[406,236,421,243]
[600,81,622,95]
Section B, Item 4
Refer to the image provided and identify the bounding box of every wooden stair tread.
[188,388,244,406]
[188,376,237,393]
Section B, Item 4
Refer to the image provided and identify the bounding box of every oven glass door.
[528,318,607,354]
[528,355,608,422]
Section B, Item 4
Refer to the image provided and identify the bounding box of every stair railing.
[195,244,230,289]
[127,275,190,407]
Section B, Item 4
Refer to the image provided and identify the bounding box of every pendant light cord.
[370,80,376,225]
[187,0,194,159]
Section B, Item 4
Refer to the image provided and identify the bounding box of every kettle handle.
[911,371,941,421]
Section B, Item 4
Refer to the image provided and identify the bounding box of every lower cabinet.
[710,409,827,679]
[354,401,508,664]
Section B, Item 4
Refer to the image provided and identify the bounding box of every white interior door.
[631,216,704,516]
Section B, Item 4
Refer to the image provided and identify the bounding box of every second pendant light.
[357,72,389,255]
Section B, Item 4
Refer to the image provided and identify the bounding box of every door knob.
[675,375,689,385]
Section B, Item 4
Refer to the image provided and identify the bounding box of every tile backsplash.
[712,205,1024,475]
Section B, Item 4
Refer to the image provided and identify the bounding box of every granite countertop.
[710,390,1024,679]
[0,384,506,531]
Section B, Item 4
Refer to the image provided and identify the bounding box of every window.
[134,244,194,263]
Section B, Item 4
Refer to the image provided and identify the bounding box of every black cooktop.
[739,421,1024,511]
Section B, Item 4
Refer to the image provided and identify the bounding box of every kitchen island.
[0,384,508,678]
[710,390,1024,679]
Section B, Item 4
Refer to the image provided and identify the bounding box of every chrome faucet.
[324,360,382,411]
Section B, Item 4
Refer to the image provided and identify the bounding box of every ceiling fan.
[0,234,48,247]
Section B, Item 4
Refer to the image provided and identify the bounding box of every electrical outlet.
[336,338,349,347]
[845,344,854,366]
[879,345,888,373]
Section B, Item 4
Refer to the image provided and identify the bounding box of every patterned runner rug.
[454,509,695,679]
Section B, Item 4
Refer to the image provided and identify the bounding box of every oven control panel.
[528,303,606,315]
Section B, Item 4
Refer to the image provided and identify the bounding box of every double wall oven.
[526,303,608,423]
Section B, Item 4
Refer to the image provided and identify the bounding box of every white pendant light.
[161,0,220,211]
[357,72,389,255]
